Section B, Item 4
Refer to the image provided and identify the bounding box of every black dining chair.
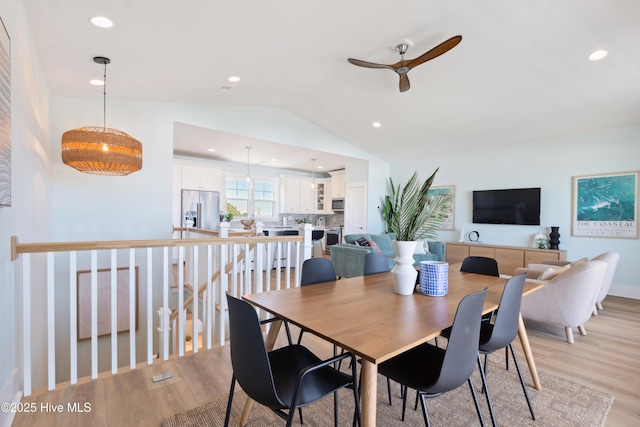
[363,252,390,275]
[460,256,500,277]
[224,293,361,427]
[377,288,488,426]
[298,258,338,345]
[477,273,535,426]
[460,256,500,325]
[300,257,337,286]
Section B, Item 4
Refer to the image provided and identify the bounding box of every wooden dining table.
[241,266,543,427]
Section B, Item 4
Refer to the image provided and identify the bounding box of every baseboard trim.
[0,368,22,427]
[609,283,640,300]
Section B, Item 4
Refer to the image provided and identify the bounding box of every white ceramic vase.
[391,240,418,295]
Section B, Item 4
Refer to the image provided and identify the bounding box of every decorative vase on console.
[549,226,561,249]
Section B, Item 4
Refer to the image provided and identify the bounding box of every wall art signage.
[572,171,638,238]
[0,17,10,206]
[427,185,455,230]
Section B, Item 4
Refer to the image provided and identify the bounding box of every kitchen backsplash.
[264,213,344,228]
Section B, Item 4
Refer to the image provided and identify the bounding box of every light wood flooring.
[12,295,640,426]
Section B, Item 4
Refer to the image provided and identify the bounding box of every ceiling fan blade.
[399,74,410,92]
[406,35,462,69]
[348,58,394,70]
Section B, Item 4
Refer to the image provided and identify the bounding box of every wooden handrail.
[169,241,261,323]
[10,234,302,261]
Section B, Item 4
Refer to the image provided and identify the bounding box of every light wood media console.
[445,242,567,276]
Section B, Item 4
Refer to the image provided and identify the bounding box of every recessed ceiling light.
[207,148,216,152]
[317,166,324,169]
[90,16,114,29]
[89,79,104,86]
[372,122,382,128]
[270,158,278,162]
[588,50,608,61]
[228,76,241,82]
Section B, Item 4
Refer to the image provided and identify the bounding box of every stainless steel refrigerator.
[181,189,220,230]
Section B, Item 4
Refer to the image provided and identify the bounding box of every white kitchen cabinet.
[329,170,345,199]
[315,179,332,213]
[281,176,315,214]
[180,164,223,191]
[299,178,314,213]
[281,177,301,212]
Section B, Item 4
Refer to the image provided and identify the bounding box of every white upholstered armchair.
[526,251,620,315]
[591,252,620,313]
[517,260,607,344]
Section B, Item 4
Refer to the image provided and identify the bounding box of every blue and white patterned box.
[419,261,449,296]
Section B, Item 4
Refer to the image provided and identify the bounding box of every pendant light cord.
[102,61,107,129]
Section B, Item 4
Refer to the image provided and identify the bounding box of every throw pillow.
[370,234,395,255]
[368,240,382,253]
[413,239,431,254]
[356,237,370,247]
[413,239,426,255]
[539,263,571,280]
[571,257,588,266]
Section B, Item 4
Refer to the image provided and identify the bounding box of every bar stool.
[311,229,325,258]
[274,229,299,268]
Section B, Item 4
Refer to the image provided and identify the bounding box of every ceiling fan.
[347,35,462,92]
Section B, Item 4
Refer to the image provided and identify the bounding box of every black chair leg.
[417,392,432,427]
[401,385,408,421]
[386,377,392,405]
[505,346,509,370]
[334,390,339,426]
[477,354,496,427]
[350,355,362,427]
[223,376,236,427]
[467,378,486,427]
[509,343,536,420]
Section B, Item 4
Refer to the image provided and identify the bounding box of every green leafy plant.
[382,168,452,241]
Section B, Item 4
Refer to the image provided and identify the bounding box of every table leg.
[517,313,541,390]
[239,319,283,426]
[360,359,378,427]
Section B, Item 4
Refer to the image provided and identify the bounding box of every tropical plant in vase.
[382,168,452,295]
[382,168,452,241]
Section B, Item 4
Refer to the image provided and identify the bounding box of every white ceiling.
[22,0,640,173]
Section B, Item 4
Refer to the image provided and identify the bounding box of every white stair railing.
[11,225,311,396]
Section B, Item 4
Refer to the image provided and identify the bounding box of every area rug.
[161,356,613,426]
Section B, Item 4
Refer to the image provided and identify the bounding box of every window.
[226,178,249,217]
[253,180,275,217]
[226,177,276,218]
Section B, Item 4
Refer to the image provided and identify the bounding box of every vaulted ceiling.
[23,0,640,172]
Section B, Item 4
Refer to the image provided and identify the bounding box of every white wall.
[389,124,640,298]
[0,0,52,421]
[49,98,388,242]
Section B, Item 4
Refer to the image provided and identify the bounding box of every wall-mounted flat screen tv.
[473,187,541,225]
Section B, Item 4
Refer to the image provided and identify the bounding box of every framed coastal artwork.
[571,171,638,238]
[0,17,10,207]
[428,185,455,230]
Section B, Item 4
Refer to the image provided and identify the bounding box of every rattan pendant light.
[61,57,142,176]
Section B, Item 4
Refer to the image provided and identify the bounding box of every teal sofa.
[330,233,445,278]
